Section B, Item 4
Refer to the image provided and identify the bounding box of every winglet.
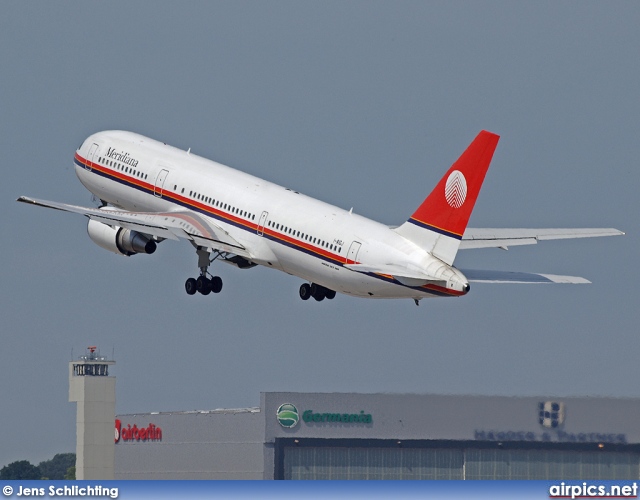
[395,131,500,264]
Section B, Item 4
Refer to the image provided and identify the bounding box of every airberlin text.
[303,410,372,424]
[115,419,162,443]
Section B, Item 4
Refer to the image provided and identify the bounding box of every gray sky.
[1,1,637,466]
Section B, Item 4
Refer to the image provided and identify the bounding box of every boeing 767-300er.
[18,130,623,304]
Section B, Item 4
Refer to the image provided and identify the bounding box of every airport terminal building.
[114,392,640,480]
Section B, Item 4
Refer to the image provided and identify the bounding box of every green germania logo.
[276,403,299,428]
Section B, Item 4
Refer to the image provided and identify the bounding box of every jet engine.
[87,219,156,256]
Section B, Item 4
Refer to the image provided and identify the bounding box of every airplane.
[18,130,623,305]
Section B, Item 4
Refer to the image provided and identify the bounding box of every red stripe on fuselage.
[76,152,464,298]
[75,152,346,263]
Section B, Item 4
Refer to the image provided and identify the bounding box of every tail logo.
[444,170,467,209]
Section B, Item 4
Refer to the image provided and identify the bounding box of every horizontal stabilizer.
[460,228,624,250]
[460,269,590,284]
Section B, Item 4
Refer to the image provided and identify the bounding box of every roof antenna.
[187,148,191,155]
[349,207,353,214]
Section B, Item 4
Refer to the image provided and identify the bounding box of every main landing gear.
[185,247,224,296]
[299,283,336,302]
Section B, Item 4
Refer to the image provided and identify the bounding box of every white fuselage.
[75,131,467,300]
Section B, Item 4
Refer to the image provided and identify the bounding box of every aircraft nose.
[463,283,470,293]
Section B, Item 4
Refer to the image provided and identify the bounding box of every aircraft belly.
[272,243,437,299]
[76,166,450,300]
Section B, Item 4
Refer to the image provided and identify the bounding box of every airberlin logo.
[115,419,162,443]
[444,170,467,209]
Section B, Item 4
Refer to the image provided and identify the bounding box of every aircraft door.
[86,143,99,171]
[346,241,361,263]
[257,211,269,235]
[154,169,169,197]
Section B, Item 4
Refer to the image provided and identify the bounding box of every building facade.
[114,392,640,480]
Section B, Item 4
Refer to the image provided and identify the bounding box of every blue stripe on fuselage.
[76,155,458,298]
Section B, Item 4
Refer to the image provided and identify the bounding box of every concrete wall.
[113,393,640,479]
[114,409,264,479]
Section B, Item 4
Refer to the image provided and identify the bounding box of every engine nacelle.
[87,219,156,256]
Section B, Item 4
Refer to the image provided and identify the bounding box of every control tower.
[69,346,116,480]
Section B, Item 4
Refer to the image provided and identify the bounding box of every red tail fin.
[410,130,499,238]
[395,131,500,265]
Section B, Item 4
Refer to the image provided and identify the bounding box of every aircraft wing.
[460,228,624,250]
[17,196,248,256]
[459,269,590,284]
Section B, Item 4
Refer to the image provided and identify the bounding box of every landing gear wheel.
[210,276,223,294]
[325,289,336,300]
[311,283,325,301]
[299,283,311,301]
[185,277,197,295]
[197,276,212,295]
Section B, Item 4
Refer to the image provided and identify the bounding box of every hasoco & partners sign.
[276,403,373,429]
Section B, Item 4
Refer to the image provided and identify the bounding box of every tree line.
[0,454,75,480]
